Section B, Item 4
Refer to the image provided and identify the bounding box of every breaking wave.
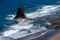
[0,5,60,40]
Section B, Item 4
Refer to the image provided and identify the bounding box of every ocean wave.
[3,5,60,36]
[1,5,60,40]
[5,5,60,20]
[26,5,60,18]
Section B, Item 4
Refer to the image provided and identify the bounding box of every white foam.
[10,24,33,30]
[26,5,60,18]
[2,30,18,36]
[2,5,60,39]
[5,5,60,20]
[5,14,15,20]
[2,22,33,37]
[46,22,51,25]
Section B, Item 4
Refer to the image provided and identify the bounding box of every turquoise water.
[0,5,38,32]
[0,0,59,32]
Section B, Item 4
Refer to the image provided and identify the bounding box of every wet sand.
[31,30,60,40]
[15,30,60,40]
[49,32,60,40]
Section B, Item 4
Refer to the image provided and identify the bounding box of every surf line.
[29,30,51,40]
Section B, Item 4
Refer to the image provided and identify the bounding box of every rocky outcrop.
[14,6,27,19]
[50,18,60,29]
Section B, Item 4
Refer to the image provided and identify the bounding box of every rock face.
[14,6,27,19]
[50,18,60,29]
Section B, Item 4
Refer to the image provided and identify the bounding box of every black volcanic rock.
[14,6,27,19]
[50,18,60,29]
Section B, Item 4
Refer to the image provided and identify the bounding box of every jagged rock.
[50,18,60,29]
[14,6,27,19]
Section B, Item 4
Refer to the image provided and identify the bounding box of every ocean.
[0,0,60,40]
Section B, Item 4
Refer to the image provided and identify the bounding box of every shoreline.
[49,31,60,40]
[15,30,60,40]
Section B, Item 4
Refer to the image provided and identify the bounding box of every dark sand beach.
[49,32,60,40]
[15,30,60,40]
[32,30,60,40]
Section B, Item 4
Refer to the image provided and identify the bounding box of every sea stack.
[14,6,27,19]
